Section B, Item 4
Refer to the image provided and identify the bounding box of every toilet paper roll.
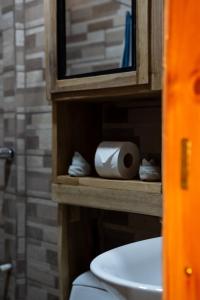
[94,141,140,179]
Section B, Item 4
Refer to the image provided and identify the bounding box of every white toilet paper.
[94,141,140,179]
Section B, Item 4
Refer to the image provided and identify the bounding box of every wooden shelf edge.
[56,175,162,194]
[52,183,162,217]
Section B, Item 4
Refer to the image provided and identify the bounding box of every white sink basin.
[90,237,162,300]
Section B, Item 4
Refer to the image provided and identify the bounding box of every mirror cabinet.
[45,0,163,98]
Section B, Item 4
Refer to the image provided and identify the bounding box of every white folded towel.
[68,152,91,177]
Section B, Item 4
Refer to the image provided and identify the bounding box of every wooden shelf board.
[52,176,162,217]
[56,175,162,194]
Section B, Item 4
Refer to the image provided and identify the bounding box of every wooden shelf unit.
[51,97,162,300]
[52,98,162,215]
[52,176,162,216]
[44,0,164,299]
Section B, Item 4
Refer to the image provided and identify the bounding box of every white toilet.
[69,271,116,300]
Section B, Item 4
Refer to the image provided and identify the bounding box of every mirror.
[63,0,135,78]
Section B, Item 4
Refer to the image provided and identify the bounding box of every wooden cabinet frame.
[44,2,164,300]
[44,0,150,98]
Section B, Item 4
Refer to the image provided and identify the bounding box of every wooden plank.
[151,0,164,90]
[55,71,137,93]
[56,175,79,186]
[56,175,162,194]
[52,102,58,181]
[163,0,200,299]
[51,86,161,102]
[52,183,162,217]
[137,0,149,84]
[79,177,162,193]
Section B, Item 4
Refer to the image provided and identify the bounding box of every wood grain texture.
[55,102,102,176]
[55,71,137,92]
[58,205,95,299]
[44,0,150,96]
[52,183,162,217]
[151,0,164,90]
[52,102,58,181]
[51,86,161,102]
[56,175,162,194]
[137,0,149,84]
[67,207,97,284]
[56,175,79,186]
[163,0,200,299]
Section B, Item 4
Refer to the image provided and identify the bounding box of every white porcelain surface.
[90,237,162,300]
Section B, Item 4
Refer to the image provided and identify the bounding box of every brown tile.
[67,47,82,60]
[26,57,43,71]
[46,250,57,266]
[26,34,36,50]
[3,194,16,219]
[27,263,58,288]
[81,42,105,58]
[26,171,51,194]
[5,237,16,259]
[5,220,16,235]
[26,136,39,150]
[25,1,44,24]
[93,62,119,72]
[27,203,37,218]
[88,19,113,32]
[48,294,59,300]
[0,160,6,188]
[27,242,46,262]
[16,281,26,299]
[3,76,15,92]
[71,7,92,23]
[43,155,52,168]
[16,259,26,274]
[3,66,15,72]
[92,2,120,19]
[15,8,24,24]
[4,163,16,193]
[105,28,124,46]
[67,33,87,44]
[27,286,47,300]
[24,87,47,107]
[27,225,43,241]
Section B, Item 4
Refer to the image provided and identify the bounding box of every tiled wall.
[0,1,58,299]
[0,1,161,300]
[66,0,132,76]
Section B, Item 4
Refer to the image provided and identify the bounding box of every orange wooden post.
[163,0,200,299]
